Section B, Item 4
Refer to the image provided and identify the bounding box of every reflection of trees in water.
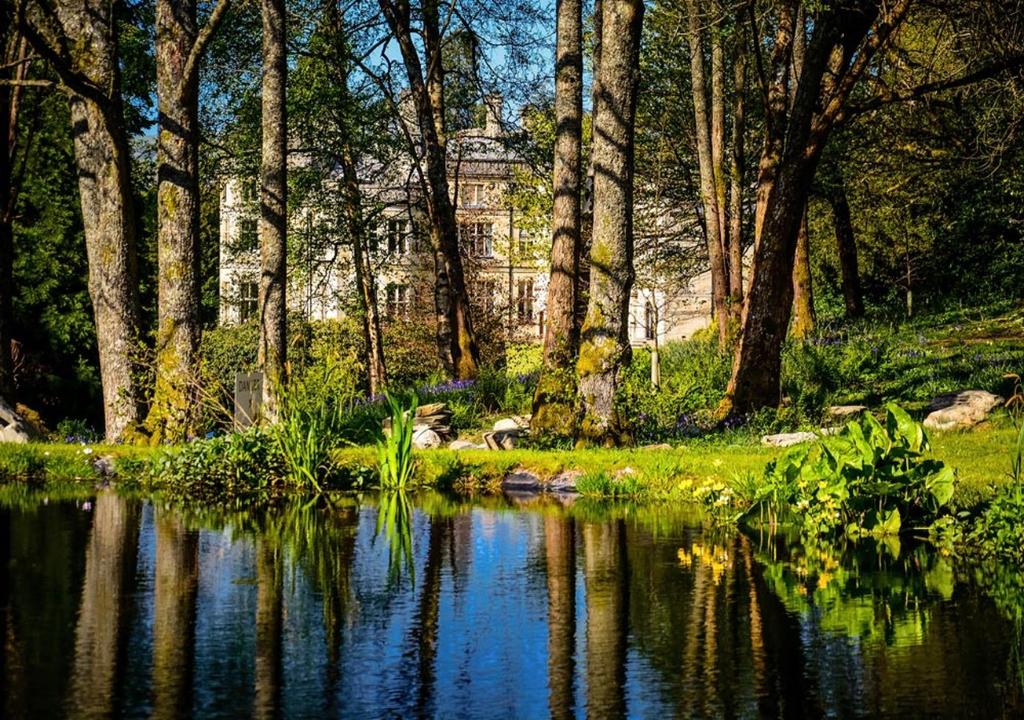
[583,519,629,720]
[152,511,199,720]
[253,540,283,720]
[545,513,576,720]
[69,491,141,719]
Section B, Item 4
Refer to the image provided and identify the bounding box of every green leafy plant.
[375,490,415,584]
[740,404,955,540]
[271,365,351,492]
[968,420,1024,563]
[377,393,418,489]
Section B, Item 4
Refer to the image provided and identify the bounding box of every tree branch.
[175,0,233,103]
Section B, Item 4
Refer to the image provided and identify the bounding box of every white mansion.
[218,101,714,345]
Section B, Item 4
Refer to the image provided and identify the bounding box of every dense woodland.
[1,0,1023,443]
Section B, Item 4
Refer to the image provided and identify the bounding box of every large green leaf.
[926,465,956,507]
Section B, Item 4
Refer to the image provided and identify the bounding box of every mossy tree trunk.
[583,520,628,718]
[149,0,230,441]
[533,0,583,436]
[21,0,146,441]
[379,0,481,380]
[576,0,644,445]
[721,0,912,417]
[259,0,288,418]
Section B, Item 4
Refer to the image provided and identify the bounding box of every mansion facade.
[218,102,714,346]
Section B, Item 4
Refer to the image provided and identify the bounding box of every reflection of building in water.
[218,97,718,345]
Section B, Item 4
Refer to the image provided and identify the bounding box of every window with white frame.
[386,218,411,255]
[239,280,258,322]
[460,222,493,257]
[385,284,411,318]
[516,277,535,323]
[644,300,657,340]
[517,228,535,256]
[473,279,498,315]
[460,183,485,208]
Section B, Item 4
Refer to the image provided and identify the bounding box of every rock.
[493,416,530,432]
[502,469,542,492]
[924,390,1004,431]
[448,439,479,451]
[827,405,867,421]
[92,455,116,477]
[549,470,581,493]
[0,398,33,443]
[412,427,443,449]
[416,402,448,418]
[762,431,818,447]
[483,428,524,450]
[641,443,673,451]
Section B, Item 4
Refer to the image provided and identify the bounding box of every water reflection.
[0,490,1021,719]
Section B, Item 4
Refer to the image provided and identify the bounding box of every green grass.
[0,442,156,484]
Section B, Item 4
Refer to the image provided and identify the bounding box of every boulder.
[448,439,480,451]
[827,405,867,422]
[483,428,524,450]
[493,416,530,432]
[761,431,818,448]
[924,390,1004,431]
[412,427,443,449]
[502,469,542,492]
[641,443,673,451]
[548,470,581,493]
[0,398,33,444]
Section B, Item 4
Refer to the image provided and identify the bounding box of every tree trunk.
[379,0,481,380]
[790,208,815,338]
[576,0,602,340]
[828,176,864,318]
[28,0,147,441]
[533,0,583,437]
[727,9,747,321]
[576,0,643,445]
[340,146,388,396]
[259,0,288,418]
[721,0,907,416]
[152,512,199,720]
[151,0,202,441]
[685,0,729,346]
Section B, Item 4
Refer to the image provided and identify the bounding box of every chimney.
[484,93,503,137]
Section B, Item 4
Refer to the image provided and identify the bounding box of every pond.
[1,489,1021,719]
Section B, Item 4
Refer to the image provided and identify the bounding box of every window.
[239,281,258,322]
[460,222,493,257]
[460,183,485,208]
[473,279,498,315]
[386,219,411,255]
[240,179,256,203]
[237,217,258,251]
[516,277,535,323]
[386,284,411,318]
[644,301,657,341]
[517,228,535,256]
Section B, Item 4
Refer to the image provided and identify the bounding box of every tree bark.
[828,175,864,318]
[721,0,909,417]
[149,0,230,440]
[576,0,643,445]
[790,208,815,338]
[685,0,729,346]
[533,0,583,437]
[21,0,146,440]
[727,8,747,321]
[151,0,201,440]
[582,520,628,719]
[340,146,388,396]
[259,0,288,418]
[379,0,481,379]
